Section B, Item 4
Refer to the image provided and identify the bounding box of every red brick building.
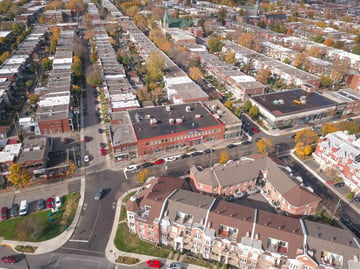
[347,73,360,92]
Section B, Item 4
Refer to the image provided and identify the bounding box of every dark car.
[203,149,215,154]
[226,144,237,149]
[0,255,18,264]
[84,136,91,142]
[10,203,19,218]
[98,128,103,134]
[0,207,8,220]
[62,138,70,144]
[100,142,106,148]
[95,188,104,200]
[340,213,352,225]
[353,197,360,202]
[191,151,203,157]
[242,141,251,145]
[37,199,45,211]
[334,182,345,188]
[154,159,165,165]
[179,154,189,159]
[141,162,154,168]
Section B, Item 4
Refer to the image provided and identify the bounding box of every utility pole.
[331,197,342,221]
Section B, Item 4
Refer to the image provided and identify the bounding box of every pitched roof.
[283,186,320,207]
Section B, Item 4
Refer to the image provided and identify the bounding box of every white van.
[19,200,28,216]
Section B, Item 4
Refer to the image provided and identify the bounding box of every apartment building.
[313,131,360,193]
[125,176,360,269]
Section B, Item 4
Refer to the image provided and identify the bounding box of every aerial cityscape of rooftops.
[0,0,359,268]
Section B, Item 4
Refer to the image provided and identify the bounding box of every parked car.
[154,159,165,165]
[84,155,89,162]
[167,263,182,269]
[10,203,19,218]
[99,142,106,148]
[242,141,251,145]
[100,148,106,156]
[95,188,104,200]
[203,149,215,154]
[226,144,237,149]
[140,162,154,168]
[334,181,345,188]
[55,196,62,208]
[251,127,260,133]
[84,136,91,142]
[37,199,45,211]
[165,156,177,162]
[46,197,54,209]
[179,154,189,159]
[146,259,161,268]
[0,207,8,220]
[124,165,138,172]
[0,255,18,264]
[98,128,103,134]
[191,151,203,157]
[62,138,70,144]
[353,197,360,202]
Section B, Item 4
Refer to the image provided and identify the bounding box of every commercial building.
[125,176,360,269]
[313,131,360,193]
[249,89,340,129]
[110,101,242,161]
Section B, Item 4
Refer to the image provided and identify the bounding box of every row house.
[125,20,208,103]
[125,176,360,269]
[313,131,360,193]
[347,74,360,92]
[322,89,360,116]
[190,154,321,216]
[35,30,74,134]
[194,49,265,100]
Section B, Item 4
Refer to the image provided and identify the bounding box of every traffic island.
[116,256,140,265]
[15,245,37,253]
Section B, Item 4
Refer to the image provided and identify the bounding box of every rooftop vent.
[145,114,151,119]
[176,118,183,124]
[166,105,172,111]
[212,104,218,110]
[186,105,191,112]
[195,114,201,119]
[150,118,157,125]
[169,118,175,125]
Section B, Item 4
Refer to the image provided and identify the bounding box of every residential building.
[17,136,50,172]
[322,89,360,116]
[190,154,320,216]
[125,176,360,269]
[313,131,360,193]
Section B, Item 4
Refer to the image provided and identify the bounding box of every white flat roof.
[53,58,72,64]
[3,143,22,156]
[164,76,192,85]
[38,95,70,107]
[111,100,140,109]
[231,75,256,83]
[110,93,137,102]
[0,31,11,38]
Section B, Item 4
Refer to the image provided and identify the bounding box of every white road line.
[68,239,89,243]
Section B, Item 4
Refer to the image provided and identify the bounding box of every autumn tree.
[8,164,32,187]
[218,151,229,164]
[66,161,76,177]
[286,28,293,35]
[307,46,324,58]
[145,50,164,89]
[224,100,233,110]
[295,142,313,157]
[137,169,150,183]
[255,68,271,84]
[224,51,235,64]
[86,65,103,86]
[208,37,223,52]
[336,121,360,135]
[320,76,333,88]
[134,13,148,31]
[188,66,202,81]
[257,138,273,153]
[238,32,260,51]
[294,129,319,146]
[320,123,339,136]
[41,57,52,71]
[49,26,60,54]
[71,55,83,78]
[28,93,38,105]
[293,53,307,68]
[334,41,344,49]
[323,38,334,47]
[151,6,164,20]
[243,100,252,112]
[248,105,259,119]
[0,51,9,64]
[313,34,324,43]
[331,59,349,83]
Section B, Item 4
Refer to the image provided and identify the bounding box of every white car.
[167,263,182,269]
[165,156,177,162]
[84,155,89,162]
[55,196,62,208]
[124,165,138,172]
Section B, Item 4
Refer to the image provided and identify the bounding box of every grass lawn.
[182,255,213,267]
[119,205,126,221]
[115,223,170,258]
[123,191,136,203]
[0,192,80,242]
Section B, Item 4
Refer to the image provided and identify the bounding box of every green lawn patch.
[119,205,126,221]
[123,191,136,203]
[0,192,80,242]
[305,209,341,228]
[182,255,213,267]
[114,222,170,258]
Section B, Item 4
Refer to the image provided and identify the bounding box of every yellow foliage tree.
[8,164,32,187]
[294,129,318,145]
[188,66,203,81]
[224,51,235,64]
[218,151,229,164]
[323,38,334,47]
[224,100,233,110]
[256,138,273,153]
[66,161,76,177]
[295,142,313,157]
[320,123,339,136]
[137,169,150,183]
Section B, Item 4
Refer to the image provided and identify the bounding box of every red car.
[101,148,106,156]
[154,159,165,165]
[146,259,161,268]
[46,197,54,209]
[251,127,260,133]
[84,136,91,142]
[1,255,18,264]
[0,207,8,220]
[62,138,70,144]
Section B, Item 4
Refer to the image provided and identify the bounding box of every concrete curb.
[0,177,86,255]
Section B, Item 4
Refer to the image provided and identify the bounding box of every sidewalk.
[0,177,86,254]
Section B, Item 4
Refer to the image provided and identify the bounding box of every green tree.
[248,105,259,119]
[8,163,32,187]
[86,66,103,86]
[320,76,333,88]
[352,45,360,55]
[25,79,33,89]
[71,55,83,78]
[145,50,164,89]
[243,100,252,112]
[208,37,222,52]
[313,34,324,43]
